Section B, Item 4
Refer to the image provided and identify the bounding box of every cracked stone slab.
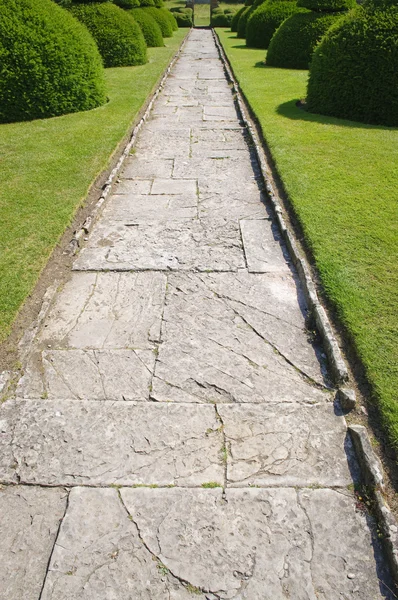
[191,127,248,150]
[120,487,391,599]
[40,487,197,600]
[101,194,197,222]
[203,106,238,121]
[219,403,356,487]
[112,178,153,195]
[134,127,191,159]
[0,400,223,486]
[152,273,329,404]
[240,219,292,274]
[0,485,67,600]
[17,349,155,401]
[198,193,267,221]
[151,178,197,195]
[173,156,256,180]
[31,272,166,349]
[121,157,174,179]
[73,220,244,272]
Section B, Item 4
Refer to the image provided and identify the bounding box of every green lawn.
[217,29,398,450]
[194,3,211,27]
[0,29,186,344]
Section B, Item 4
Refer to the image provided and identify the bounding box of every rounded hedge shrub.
[153,0,164,7]
[113,0,140,8]
[267,10,341,68]
[70,3,147,68]
[298,0,354,11]
[231,5,246,30]
[306,5,398,126]
[237,5,254,36]
[0,0,106,124]
[162,7,178,30]
[142,6,173,36]
[129,7,163,46]
[246,0,301,48]
[212,9,236,26]
[140,0,155,6]
[170,6,193,26]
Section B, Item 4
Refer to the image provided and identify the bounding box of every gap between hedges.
[0,29,187,348]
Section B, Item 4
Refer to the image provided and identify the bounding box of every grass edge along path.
[217,29,398,452]
[0,29,187,345]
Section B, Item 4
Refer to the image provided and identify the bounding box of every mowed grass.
[0,29,186,343]
[218,29,398,449]
[194,3,211,27]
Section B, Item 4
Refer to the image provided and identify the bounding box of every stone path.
[0,29,394,600]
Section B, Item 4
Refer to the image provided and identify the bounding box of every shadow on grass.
[277,99,397,131]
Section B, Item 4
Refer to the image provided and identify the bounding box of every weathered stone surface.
[113,178,152,195]
[122,157,174,179]
[199,193,267,221]
[240,219,292,274]
[203,105,238,121]
[134,127,191,159]
[151,178,197,195]
[219,403,356,486]
[191,127,248,150]
[41,488,196,600]
[152,273,328,404]
[74,219,244,272]
[0,400,223,486]
[33,272,166,349]
[173,156,255,180]
[0,485,67,600]
[101,194,197,222]
[17,349,155,401]
[120,487,389,599]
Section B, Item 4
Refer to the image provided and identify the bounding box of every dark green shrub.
[171,7,193,26]
[52,0,72,6]
[231,5,246,29]
[129,7,164,45]
[162,7,178,30]
[246,0,300,48]
[142,6,173,35]
[212,9,235,25]
[70,3,147,68]
[298,0,354,11]
[140,0,155,6]
[0,0,106,124]
[307,5,398,126]
[153,0,164,7]
[113,0,140,8]
[237,5,254,36]
[267,10,341,68]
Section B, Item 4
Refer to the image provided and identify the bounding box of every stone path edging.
[213,28,398,586]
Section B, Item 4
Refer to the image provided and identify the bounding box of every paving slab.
[40,488,196,600]
[101,194,197,222]
[152,273,328,404]
[119,487,390,599]
[121,156,174,179]
[219,403,356,487]
[0,400,223,486]
[17,349,155,401]
[73,219,245,272]
[0,485,67,600]
[240,218,292,274]
[28,271,166,349]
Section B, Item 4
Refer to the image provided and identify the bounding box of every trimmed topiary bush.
[140,0,155,6]
[170,6,193,26]
[237,5,254,36]
[306,4,398,125]
[0,0,106,124]
[153,0,164,7]
[70,2,147,68]
[162,6,178,30]
[142,6,174,36]
[231,5,246,30]
[246,0,301,48]
[266,0,354,68]
[129,7,164,46]
[267,11,340,67]
[113,0,140,8]
[212,8,236,25]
